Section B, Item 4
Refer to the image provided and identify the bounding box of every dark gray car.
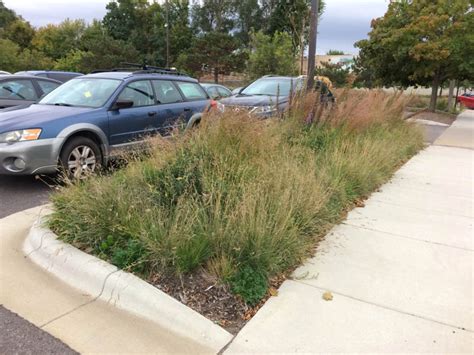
[0,75,61,109]
[14,71,83,83]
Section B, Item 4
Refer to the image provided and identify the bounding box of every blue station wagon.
[0,69,211,178]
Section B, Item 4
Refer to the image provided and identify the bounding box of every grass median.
[48,90,423,330]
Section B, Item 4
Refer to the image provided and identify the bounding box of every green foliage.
[247,31,297,80]
[355,0,473,110]
[230,266,268,306]
[0,0,16,29]
[176,32,246,82]
[317,61,351,87]
[0,38,19,71]
[54,50,89,72]
[3,19,35,49]
[326,49,345,55]
[32,19,86,60]
[48,90,423,306]
[265,0,325,53]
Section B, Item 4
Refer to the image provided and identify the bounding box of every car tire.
[59,136,102,179]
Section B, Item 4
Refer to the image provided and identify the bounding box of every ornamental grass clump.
[49,90,423,305]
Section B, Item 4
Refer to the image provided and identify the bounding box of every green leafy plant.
[230,266,268,306]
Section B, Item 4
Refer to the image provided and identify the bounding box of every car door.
[0,79,38,109]
[108,79,157,145]
[151,79,187,135]
[174,81,210,121]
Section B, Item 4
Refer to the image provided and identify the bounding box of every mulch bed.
[148,270,287,334]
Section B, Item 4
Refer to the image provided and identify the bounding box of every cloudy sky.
[4,0,389,54]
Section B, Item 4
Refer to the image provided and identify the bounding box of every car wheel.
[59,137,102,179]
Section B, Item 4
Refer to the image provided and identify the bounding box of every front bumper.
[0,138,62,175]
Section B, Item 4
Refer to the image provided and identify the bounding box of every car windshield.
[39,78,121,108]
[241,78,300,96]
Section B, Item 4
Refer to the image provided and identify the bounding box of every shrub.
[49,90,423,305]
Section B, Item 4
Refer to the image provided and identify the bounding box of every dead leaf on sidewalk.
[269,287,279,297]
[322,291,333,301]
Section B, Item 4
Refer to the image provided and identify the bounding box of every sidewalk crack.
[38,269,120,329]
[294,280,473,333]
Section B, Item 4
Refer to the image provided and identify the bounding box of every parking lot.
[0,175,52,218]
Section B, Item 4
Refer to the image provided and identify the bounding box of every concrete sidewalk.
[0,207,215,354]
[225,111,473,353]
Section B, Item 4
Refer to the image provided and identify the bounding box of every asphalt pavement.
[0,175,53,219]
[0,306,78,355]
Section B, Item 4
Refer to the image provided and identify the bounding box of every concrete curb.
[23,209,233,352]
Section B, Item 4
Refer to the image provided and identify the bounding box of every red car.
[458,93,474,109]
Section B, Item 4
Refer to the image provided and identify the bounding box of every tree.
[103,0,148,41]
[191,0,235,33]
[356,0,474,111]
[265,0,325,54]
[0,38,53,72]
[3,19,35,49]
[0,38,19,71]
[32,19,86,60]
[0,0,16,30]
[233,0,263,45]
[176,32,245,83]
[326,49,345,55]
[79,21,140,72]
[317,61,350,87]
[247,31,297,80]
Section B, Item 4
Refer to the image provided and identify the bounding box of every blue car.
[0,70,211,178]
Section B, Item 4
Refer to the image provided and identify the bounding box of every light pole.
[306,0,319,90]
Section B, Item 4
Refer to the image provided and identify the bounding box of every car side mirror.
[112,99,134,110]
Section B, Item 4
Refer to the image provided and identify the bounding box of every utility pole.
[306,0,319,90]
[165,0,170,68]
[299,16,305,75]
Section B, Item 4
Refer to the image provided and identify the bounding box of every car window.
[48,73,77,82]
[217,87,231,97]
[117,80,154,107]
[40,78,121,108]
[152,80,182,104]
[242,78,295,96]
[0,80,37,100]
[206,86,219,99]
[37,80,60,95]
[176,82,208,100]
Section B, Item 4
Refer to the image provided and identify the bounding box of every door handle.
[148,111,157,116]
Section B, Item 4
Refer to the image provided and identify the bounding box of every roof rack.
[91,62,188,76]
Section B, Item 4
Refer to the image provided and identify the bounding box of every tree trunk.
[214,67,219,84]
[429,73,440,112]
[454,82,460,110]
[447,79,456,112]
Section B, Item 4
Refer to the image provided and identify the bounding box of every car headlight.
[0,129,42,143]
[251,105,277,114]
